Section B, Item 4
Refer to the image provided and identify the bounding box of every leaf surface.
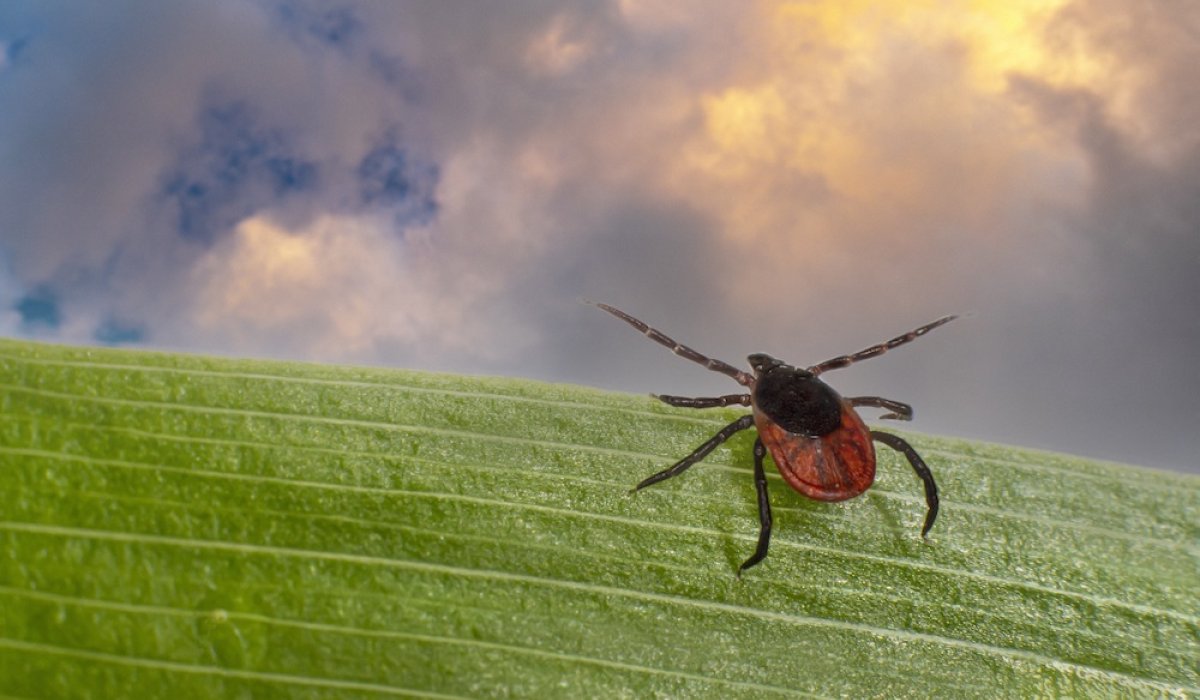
[1,339,1196,698]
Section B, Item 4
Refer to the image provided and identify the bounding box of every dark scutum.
[753,366,843,437]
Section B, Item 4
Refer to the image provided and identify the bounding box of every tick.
[592,302,957,575]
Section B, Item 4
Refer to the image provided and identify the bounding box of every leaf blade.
[1,339,1196,698]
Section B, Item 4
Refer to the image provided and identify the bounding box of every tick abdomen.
[754,401,876,501]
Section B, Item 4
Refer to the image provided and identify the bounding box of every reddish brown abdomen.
[754,400,876,501]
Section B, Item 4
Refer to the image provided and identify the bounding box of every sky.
[1,0,1197,474]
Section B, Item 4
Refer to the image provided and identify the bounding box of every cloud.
[0,1,439,346]
[994,0,1200,469]
[0,0,1196,470]
[0,258,24,338]
[14,287,61,331]
[180,213,434,362]
[160,99,322,245]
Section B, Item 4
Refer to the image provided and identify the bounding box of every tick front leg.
[871,431,939,537]
[633,415,755,492]
[590,302,754,386]
[737,437,772,577]
[809,315,958,375]
[654,393,751,409]
[848,396,913,421]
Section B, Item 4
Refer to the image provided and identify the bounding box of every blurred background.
[1,1,1197,474]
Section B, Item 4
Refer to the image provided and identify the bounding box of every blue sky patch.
[15,287,60,330]
[266,156,318,195]
[368,50,422,99]
[161,100,319,245]
[2,35,31,66]
[358,140,439,226]
[275,3,363,52]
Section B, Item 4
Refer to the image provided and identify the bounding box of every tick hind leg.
[871,431,939,537]
[738,437,773,577]
[655,393,751,409]
[848,396,913,421]
[633,415,755,492]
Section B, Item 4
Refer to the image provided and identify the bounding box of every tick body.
[592,302,956,574]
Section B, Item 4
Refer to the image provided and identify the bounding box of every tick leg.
[871,431,939,537]
[808,315,958,375]
[591,302,754,386]
[738,437,773,577]
[633,415,755,492]
[848,396,913,421]
[654,393,751,409]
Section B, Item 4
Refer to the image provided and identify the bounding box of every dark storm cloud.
[965,1,1200,471]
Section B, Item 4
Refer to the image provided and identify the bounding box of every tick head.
[748,353,781,374]
[748,353,813,378]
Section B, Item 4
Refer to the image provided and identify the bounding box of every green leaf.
[1,338,1196,698]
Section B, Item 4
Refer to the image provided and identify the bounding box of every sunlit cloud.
[189,214,409,359]
[525,14,594,76]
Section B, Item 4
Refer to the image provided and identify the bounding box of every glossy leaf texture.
[1,338,1196,698]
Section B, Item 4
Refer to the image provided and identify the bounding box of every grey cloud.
[968,0,1200,471]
